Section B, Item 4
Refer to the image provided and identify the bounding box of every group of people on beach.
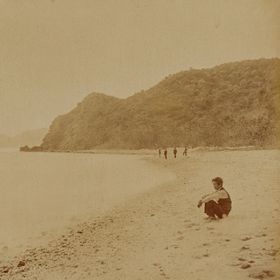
[158,147,188,159]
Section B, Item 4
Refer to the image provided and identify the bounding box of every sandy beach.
[1,149,279,280]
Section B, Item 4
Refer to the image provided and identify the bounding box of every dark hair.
[212,177,223,186]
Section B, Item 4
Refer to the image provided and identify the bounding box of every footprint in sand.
[240,263,251,269]
[249,270,275,279]
[255,233,267,238]
[240,246,250,251]
[241,236,252,241]
[232,257,255,268]
[153,263,170,279]
[207,226,214,231]
[193,253,210,259]
[176,236,184,241]
[266,249,279,257]
[184,222,198,229]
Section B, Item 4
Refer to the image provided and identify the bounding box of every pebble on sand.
[241,236,252,241]
[241,263,251,269]
[240,246,250,250]
[17,261,26,268]
[2,266,10,273]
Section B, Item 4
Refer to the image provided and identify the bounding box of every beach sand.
[1,149,279,280]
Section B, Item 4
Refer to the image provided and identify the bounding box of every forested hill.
[41,58,280,150]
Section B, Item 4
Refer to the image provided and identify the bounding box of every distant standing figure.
[164,149,168,160]
[173,147,177,158]
[183,147,188,156]
[197,177,232,219]
[158,148,162,158]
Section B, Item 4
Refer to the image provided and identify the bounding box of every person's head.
[212,177,223,190]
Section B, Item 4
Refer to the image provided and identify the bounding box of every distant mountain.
[0,128,48,148]
[41,58,280,150]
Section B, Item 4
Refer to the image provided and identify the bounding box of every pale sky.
[0,0,279,135]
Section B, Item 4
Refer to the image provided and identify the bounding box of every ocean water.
[0,150,174,259]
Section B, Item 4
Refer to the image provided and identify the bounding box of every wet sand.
[1,149,279,280]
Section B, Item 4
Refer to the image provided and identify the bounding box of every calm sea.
[0,149,174,259]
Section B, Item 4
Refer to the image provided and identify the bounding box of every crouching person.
[197,177,232,219]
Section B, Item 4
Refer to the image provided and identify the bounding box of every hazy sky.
[0,0,279,135]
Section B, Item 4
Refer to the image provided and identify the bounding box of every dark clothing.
[164,150,167,159]
[205,200,230,218]
[204,187,232,219]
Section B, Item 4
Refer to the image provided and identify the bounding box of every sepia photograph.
[0,0,279,279]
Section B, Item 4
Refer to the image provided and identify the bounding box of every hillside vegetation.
[41,59,280,150]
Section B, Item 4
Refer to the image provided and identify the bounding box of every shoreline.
[0,152,174,263]
[1,149,280,279]
[17,145,280,155]
[0,154,180,278]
